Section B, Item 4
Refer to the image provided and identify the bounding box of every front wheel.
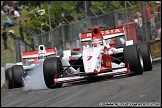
[43,57,63,88]
[123,45,144,75]
[135,41,153,71]
[12,65,25,88]
[6,68,14,89]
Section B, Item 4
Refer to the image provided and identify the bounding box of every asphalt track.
[1,61,161,107]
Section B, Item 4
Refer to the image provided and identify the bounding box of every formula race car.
[5,45,57,89]
[43,26,153,88]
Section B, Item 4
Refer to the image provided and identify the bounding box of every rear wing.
[21,47,57,59]
[79,26,126,42]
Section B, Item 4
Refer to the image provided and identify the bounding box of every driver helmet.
[91,38,103,46]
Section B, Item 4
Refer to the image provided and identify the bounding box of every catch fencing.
[3,1,160,65]
[31,1,161,56]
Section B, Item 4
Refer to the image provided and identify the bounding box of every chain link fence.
[8,32,33,63]
[31,1,160,56]
[3,1,160,66]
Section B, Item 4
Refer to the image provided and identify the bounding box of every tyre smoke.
[22,61,48,91]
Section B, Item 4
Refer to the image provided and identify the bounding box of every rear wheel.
[12,65,25,88]
[43,57,63,88]
[135,41,153,71]
[124,45,144,75]
[6,68,14,89]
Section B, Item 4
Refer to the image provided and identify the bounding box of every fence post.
[142,1,148,41]
[69,24,72,50]
[9,33,21,63]
[51,31,53,47]
[9,34,14,63]
[15,38,21,62]
[61,25,66,50]
[125,1,130,40]
[9,32,34,63]
[114,10,118,28]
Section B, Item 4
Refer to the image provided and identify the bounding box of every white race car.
[43,26,153,89]
[5,45,57,89]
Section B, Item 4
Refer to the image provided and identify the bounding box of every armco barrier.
[1,58,161,88]
[1,67,5,87]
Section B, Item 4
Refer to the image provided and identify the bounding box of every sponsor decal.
[81,28,124,39]
[87,56,93,61]
[69,56,73,60]
[101,29,122,35]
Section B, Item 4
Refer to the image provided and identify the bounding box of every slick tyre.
[6,68,14,89]
[12,65,24,88]
[43,57,63,88]
[124,44,144,75]
[135,41,153,71]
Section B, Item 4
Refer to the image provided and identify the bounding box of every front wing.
[54,65,130,85]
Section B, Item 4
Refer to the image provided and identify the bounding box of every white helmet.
[38,45,47,59]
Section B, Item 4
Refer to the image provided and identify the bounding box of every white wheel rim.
[139,52,144,68]
[150,53,153,63]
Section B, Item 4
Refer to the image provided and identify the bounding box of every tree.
[16,1,148,45]
[76,1,85,14]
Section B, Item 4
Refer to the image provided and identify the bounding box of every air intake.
[94,28,98,34]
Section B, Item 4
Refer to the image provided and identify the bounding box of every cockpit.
[90,38,103,47]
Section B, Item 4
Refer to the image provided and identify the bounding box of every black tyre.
[43,57,63,88]
[5,69,7,81]
[135,41,153,71]
[12,65,24,88]
[123,45,144,75]
[6,68,14,89]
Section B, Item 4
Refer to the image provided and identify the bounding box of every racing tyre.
[5,69,7,81]
[124,44,144,75]
[12,65,24,88]
[43,57,63,88]
[135,41,153,71]
[6,68,14,89]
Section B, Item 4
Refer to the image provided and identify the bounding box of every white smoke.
[22,61,48,91]
[22,60,71,91]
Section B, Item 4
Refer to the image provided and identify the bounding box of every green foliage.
[16,1,158,45]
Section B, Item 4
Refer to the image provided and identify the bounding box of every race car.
[43,26,153,89]
[5,45,57,89]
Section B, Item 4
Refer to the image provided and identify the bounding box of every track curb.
[152,57,161,63]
